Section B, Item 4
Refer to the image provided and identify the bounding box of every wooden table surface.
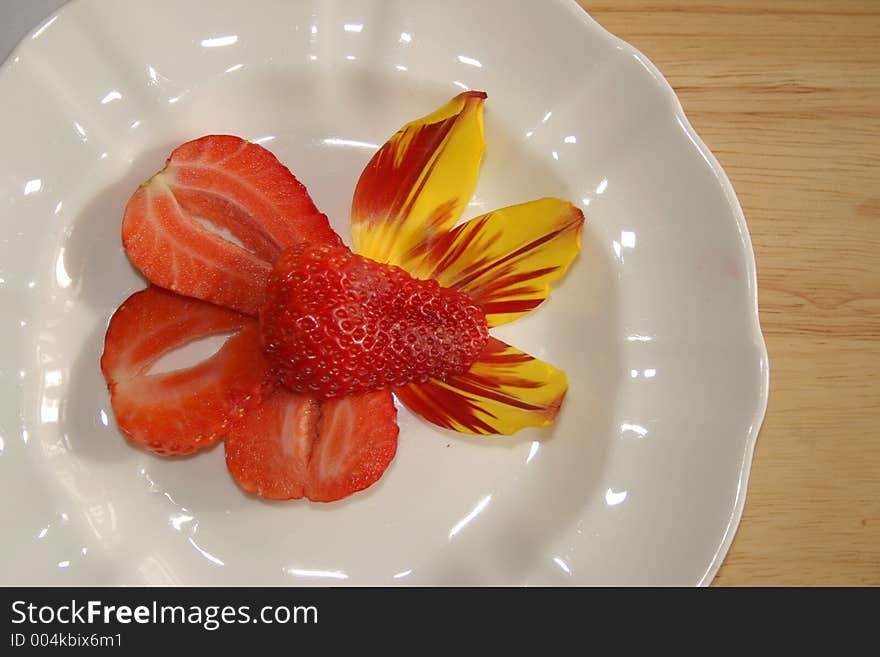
[580,0,879,585]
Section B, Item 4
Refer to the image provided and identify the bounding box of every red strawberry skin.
[100,286,272,456]
[260,244,490,399]
[224,389,398,502]
[121,135,342,316]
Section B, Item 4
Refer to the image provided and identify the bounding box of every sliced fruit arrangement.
[105,134,397,501]
[101,91,584,502]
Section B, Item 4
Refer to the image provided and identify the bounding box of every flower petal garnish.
[351,91,487,268]
[408,198,584,327]
[394,337,567,435]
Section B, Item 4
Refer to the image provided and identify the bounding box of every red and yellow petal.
[408,198,584,327]
[394,337,567,435]
[351,91,486,269]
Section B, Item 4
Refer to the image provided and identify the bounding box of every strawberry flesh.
[224,388,398,502]
[223,390,319,499]
[100,286,272,456]
[122,135,341,316]
[260,243,490,399]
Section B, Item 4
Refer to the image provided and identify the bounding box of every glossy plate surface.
[0,0,768,585]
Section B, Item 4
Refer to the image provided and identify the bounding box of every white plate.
[0,0,768,586]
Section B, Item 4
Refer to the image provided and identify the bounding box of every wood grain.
[580,0,880,585]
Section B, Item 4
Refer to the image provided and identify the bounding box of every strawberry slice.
[309,391,399,502]
[222,391,319,500]
[100,286,272,456]
[224,389,398,502]
[122,135,342,316]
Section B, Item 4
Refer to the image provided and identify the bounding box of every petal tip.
[545,197,586,226]
[565,200,586,247]
[541,378,568,426]
[457,90,488,102]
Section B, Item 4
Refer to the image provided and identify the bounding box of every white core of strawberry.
[147,330,240,375]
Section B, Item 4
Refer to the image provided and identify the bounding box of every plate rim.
[557,0,769,586]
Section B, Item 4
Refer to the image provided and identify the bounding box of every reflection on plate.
[0,0,767,585]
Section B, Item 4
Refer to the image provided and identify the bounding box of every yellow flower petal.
[351,91,486,268]
[408,198,584,327]
[394,338,568,435]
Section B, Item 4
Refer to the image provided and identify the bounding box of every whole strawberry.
[260,244,489,398]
